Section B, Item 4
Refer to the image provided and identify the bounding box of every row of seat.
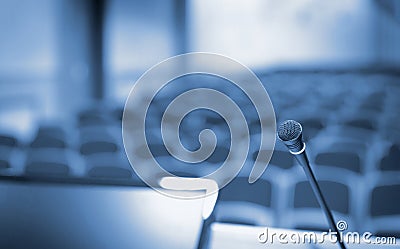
[214,175,400,238]
[0,111,398,169]
[0,71,399,239]
[140,72,400,238]
[1,128,398,173]
[0,141,396,177]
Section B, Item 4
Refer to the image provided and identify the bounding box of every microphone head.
[277,120,304,153]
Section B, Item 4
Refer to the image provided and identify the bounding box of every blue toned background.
[0,0,400,248]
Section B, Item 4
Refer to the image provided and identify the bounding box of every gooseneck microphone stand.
[278,120,347,249]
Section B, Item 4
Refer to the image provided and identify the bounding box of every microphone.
[277,120,347,249]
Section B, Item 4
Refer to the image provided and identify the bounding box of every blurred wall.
[0,0,95,138]
[1,0,400,134]
[374,0,400,65]
[0,0,59,137]
[104,0,177,101]
[188,0,400,69]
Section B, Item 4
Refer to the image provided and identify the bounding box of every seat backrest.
[293,180,350,214]
[80,141,119,155]
[30,136,66,148]
[218,177,272,207]
[25,161,70,176]
[315,151,361,173]
[379,144,400,171]
[370,184,400,217]
[0,134,18,147]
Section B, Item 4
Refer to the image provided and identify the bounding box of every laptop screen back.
[0,181,204,249]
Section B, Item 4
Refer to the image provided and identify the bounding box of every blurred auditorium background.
[1,0,400,248]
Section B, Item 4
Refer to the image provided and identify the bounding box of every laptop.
[0,180,205,249]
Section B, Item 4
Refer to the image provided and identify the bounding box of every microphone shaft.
[294,151,347,249]
[277,120,346,249]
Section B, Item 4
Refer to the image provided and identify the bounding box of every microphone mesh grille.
[278,120,302,141]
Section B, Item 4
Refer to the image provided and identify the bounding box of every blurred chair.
[310,137,366,174]
[30,125,67,148]
[36,126,66,140]
[0,134,18,170]
[78,108,110,127]
[134,141,227,177]
[24,149,70,177]
[0,133,21,175]
[25,161,69,177]
[207,145,229,164]
[382,117,400,144]
[319,93,345,111]
[0,159,9,169]
[379,144,400,171]
[163,156,222,179]
[79,127,116,142]
[213,177,275,226]
[80,141,119,155]
[85,153,133,180]
[0,147,12,169]
[79,127,119,156]
[294,181,349,213]
[30,136,66,149]
[111,107,124,121]
[359,91,385,113]
[315,151,361,173]
[368,183,400,238]
[345,118,376,131]
[334,121,378,143]
[0,134,18,147]
[284,178,354,231]
[134,143,171,158]
[253,149,295,170]
[205,115,225,126]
